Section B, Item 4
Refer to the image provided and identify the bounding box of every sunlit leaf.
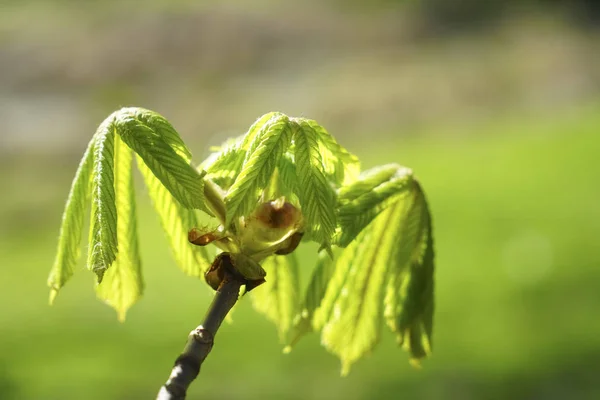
[48,138,95,302]
[335,164,414,247]
[303,119,360,186]
[314,206,395,375]
[250,254,300,343]
[292,120,337,246]
[286,251,334,349]
[384,187,435,363]
[137,158,213,277]
[202,138,246,190]
[225,114,293,225]
[107,108,209,213]
[304,180,431,374]
[120,107,193,162]
[87,126,118,282]
[241,112,285,150]
[96,135,143,321]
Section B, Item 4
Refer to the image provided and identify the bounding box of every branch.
[157,262,242,399]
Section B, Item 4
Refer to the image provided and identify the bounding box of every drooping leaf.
[292,120,337,246]
[384,187,435,364]
[314,206,398,375]
[335,164,414,247]
[302,119,360,186]
[308,182,430,374]
[87,127,118,282]
[286,251,335,349]
[137,158,212,277]
[96,135,143,321]
[241,112,285,150]
[120,107,193,162]
[48,138,95,303]
[250,253,300,343]
[106,108,209,213]
[225,114,293,225]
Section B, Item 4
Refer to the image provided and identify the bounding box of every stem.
[157,270,242,399]
[203,178,227,226]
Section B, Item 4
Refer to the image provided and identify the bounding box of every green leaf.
[119,107,193,162]
[87,126,118,282]
[286,251,335,349]
[384,187,435,363]
[335,164,414,247]
[96,135,143,321]
[313,206,396,375]
[48,138,95,303]
[202,138,247,190]
[225,114,293,225]
[241,112,285,150]
[137,157,212,277]
[108,108,209,213]
[310,184,430,375]
[292,120,337,246]
[250,253,300,343]
[302,119,360,186]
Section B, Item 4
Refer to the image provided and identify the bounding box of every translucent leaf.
[286,251,335,349]
[87,127,118,282]
[314,207,392,375]
[225,114,293,225]
[384,187,435,363]
[309,183,430,374]
[276,154,300,205]
[241,112,285,150]
[202,138,247,190]
[292,120,337,246]
[250,253,300,343]
[118,107,193,162]
[48,138,95,302]
[96,135,143,321]
[335,164,414,247]
[137,158,212,277]
[302,119,360,186]
[106,108,209,213]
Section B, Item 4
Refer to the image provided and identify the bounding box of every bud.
[238,198,303,258]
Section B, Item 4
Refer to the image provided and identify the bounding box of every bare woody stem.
[157,269,242,399]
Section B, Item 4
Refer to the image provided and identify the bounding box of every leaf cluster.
[48,108,435,373]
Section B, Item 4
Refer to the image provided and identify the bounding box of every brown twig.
[157,260,242,399]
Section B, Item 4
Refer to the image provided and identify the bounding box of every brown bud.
[254,200,300,230]
[189,228,219,246]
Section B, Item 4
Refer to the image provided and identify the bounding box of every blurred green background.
[1,1,599,399]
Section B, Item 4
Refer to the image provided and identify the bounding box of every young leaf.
[384,188,435,363]
[302,119,360,186]
[241,112,285,150]
[309,182,430,374]
[107,108,210,213]
[137,158,212,277]
[315,204,404,375]
[87,127,118,282]
[225,114,293,225]
[48,138,95,302]
[250,253,300,343]
[292,120,337,246]
[286,251,335,349]
[202,138,247,190]
[335,164,414,247]
[96,135,143,321]
[120,107,193,162]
